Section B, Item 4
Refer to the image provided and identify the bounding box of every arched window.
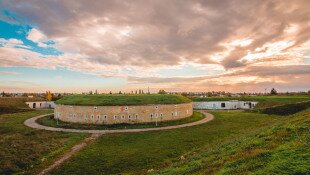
[122,115,126,119]
[114,115,118,120]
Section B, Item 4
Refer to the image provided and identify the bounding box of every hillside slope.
[153,109,310,175]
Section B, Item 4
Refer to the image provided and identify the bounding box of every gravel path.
[26,111,213,174]
[24,110,214,134]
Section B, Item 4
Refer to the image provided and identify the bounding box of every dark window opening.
[221,103,226,108]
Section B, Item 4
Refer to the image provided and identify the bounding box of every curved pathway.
[24,110,214,134]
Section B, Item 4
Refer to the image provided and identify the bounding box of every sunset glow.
[0,0,309,93]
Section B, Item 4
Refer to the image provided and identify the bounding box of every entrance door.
[33,103,36,108]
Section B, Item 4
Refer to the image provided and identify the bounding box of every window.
[160,113,163,117]
[94,106,97,110]
[91,115,94,120]
[122,115,126,119]
[172,112,174,116]
[40,103,42,107]
[103,115,107,120]
[128,114,132,119]
[155,106,158,109]
[114,115,118,120]
[97,115,100,120]
[221,103,226,108]
[125,106,128,110]
[150,114,153,118]
[135,114,139,119]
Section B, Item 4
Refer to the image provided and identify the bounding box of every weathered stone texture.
[55,103,193,124]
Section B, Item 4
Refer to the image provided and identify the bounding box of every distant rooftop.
[55,94,192,106]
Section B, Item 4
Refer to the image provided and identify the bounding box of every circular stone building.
[54,94,193,125]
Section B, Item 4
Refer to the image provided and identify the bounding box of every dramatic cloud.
[0,0,309,92]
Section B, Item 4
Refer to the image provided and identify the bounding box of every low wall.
[54,102,193,124]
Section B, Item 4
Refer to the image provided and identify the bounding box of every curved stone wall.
[54,102,193,124]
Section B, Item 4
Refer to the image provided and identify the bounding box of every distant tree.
[109,91,112,94]
[1,91,5,97]
[207,92,212,97]
[95,89,98,94]
[89,91,93,95]
[270,88,278,95]
[158,89,167,94]
[135,90,137,94]
[119,91,122,94]
[46,91,53,101]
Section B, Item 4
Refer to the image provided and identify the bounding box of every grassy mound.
[0,97,45,114]
[56,94,192,106]
[151,109,310,175]
[262,100,310,116]
[194,95,310,109]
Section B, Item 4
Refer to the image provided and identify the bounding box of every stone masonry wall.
[54,102,193,124]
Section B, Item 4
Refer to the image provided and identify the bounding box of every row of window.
[57,111,189,121]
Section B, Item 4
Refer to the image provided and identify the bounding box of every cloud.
[0,0,309,92]
[27,28,49,47]
[0,71,19,75]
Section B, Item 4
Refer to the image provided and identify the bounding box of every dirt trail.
[38,133,102,175]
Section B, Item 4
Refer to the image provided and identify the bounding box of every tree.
[158,89,166,94]
[1,91,5,97]
[119,91,122,94]
[46,91,53,101]
[270,88,277,95]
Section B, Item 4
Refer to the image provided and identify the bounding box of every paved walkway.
[24,110,214,134]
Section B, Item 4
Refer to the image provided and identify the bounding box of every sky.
[0,0,309,93]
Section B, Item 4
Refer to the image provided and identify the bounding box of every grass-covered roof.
[55,94,192,106]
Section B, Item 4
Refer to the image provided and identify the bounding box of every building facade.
[26,101,56,109]
[54,102,193,124]
[193,100,258,110]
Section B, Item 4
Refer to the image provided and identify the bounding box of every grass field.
[37,111,204,130]
[152,109,310,175]
[55,94,192,106]
[1,96,309,174]
[49,110,290,174]
[0,110,88,175]
[194,95,310,108]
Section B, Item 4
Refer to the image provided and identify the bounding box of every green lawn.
[55,94,192,106]
[50,110,289,174]
[0,110,88,175]
[37,111,204,130]
[152,109,310,175]
[194,95,310,108]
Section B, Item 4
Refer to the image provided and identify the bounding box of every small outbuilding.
[26,101,56,109]
[193,100,258,110]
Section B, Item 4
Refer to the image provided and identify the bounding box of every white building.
[194,100,258,110]
[25,101,56,109]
